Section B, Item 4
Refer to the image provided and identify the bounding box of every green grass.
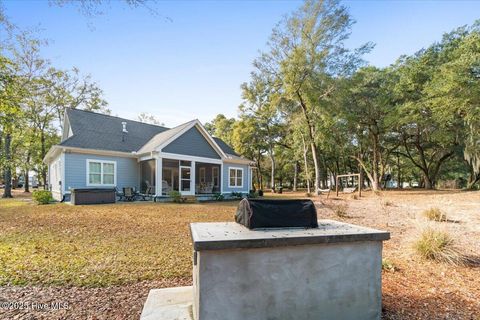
[0,198,237,287]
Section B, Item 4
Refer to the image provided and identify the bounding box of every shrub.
[248,190,259,199]
[213,193,224,201]
[230,192,243,199]
[32,190,53,205]
[168,191,183,203]
[414,228,464,265]
[382,259,397,272]
[258,190,264,197]
[332,203,348,217]
[423,208,447,222]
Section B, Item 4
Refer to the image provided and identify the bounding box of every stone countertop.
[190,219,390,251]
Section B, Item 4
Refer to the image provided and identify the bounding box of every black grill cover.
[235,199,318,229]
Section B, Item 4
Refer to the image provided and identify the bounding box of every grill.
[235,198,318,229]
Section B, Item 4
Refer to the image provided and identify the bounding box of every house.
[43,109,254,201]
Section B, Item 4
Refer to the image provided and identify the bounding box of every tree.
[254,0,370,194]
[425,22,480,188]
[138,112,164,126]
[341,67,399,190]
[0,57,24,198]
[204,114,236,146]
[231,116,266,189]
[392,26,477,189]
[240,73,286,191]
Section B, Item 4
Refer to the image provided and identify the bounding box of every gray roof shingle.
[59,109,238,157]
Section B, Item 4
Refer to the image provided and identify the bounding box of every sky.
[2,0,480,127]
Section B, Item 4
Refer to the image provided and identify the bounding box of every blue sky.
[3,0,480,127]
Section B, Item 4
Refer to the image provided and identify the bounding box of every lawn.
[0,193,236,287]
[0,189,479,319]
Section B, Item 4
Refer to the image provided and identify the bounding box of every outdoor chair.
[138,186,154,201]
[115,187,125,201]
[123,187,136,201]
[162,180,172,195]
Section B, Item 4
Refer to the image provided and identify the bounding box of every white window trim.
[86,159,117,187]
[228,167,244,188]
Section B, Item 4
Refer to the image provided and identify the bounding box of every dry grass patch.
[331,202,348,217]
[381,199,394,207]
[414,227,464,265]
[0,199,237,287]
[423,207,447,221]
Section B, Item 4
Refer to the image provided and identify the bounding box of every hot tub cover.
[235,199,318,229]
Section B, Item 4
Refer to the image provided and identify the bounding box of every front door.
[180,165,193,195]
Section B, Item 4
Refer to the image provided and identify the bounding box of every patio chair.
[123,187,136,201]
[138,186,153,201]
[162,180,172,195]
[115,187,125,201]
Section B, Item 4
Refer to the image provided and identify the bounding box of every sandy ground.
[316,190,480,320]
[0,189,479,319]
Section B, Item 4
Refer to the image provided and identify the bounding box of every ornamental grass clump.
[423,207,447,221]
[414,227,464,265]
[333,203,348,218]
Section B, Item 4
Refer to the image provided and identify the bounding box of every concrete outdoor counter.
[190,219,390,251]
[141,220,391,320]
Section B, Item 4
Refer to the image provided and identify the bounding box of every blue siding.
[222,163,250,193]
[163,126,221,159]
[64,152,139,192]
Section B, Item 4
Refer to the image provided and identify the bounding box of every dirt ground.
[0,189,479,319]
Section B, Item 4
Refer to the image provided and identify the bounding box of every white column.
[156,157,162,196]
[220,163,224,194]
[191,161,196,195]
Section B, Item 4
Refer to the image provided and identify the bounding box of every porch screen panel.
[212,167,219,187]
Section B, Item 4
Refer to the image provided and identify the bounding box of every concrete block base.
[140,286,194,320]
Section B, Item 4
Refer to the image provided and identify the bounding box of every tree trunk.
[2,133,13,198]
[269,150,275,192]
[397,154,402,189]
[24,152,31,193]
[371,132,381,191]
[467,173,480,189]
[297,91,320,195]
[423,175,434,189]
[310,142,320,195]
[40,130,47,189]
[24,170,29,193]
[293,161,298,192]
[301,134,311,194]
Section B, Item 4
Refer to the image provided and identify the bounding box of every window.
[87,160,116,186]
[228,167,243,188]
[212,167,219,187]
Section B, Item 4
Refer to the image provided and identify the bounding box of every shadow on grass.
[464,255,480,268]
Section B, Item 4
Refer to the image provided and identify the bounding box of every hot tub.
[70,188,116,205]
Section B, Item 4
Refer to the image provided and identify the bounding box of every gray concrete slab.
[140,286,194,320]
[190,219,390,250]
